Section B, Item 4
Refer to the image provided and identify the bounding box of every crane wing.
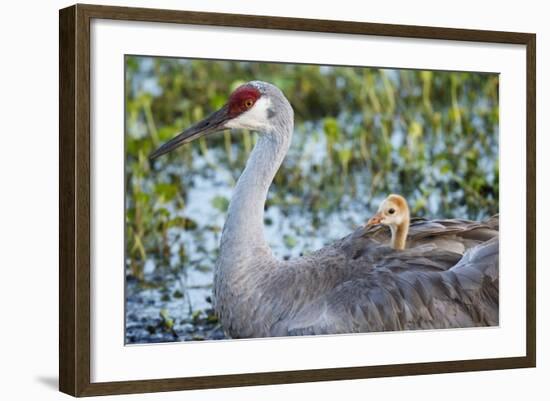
[264,217,499,337]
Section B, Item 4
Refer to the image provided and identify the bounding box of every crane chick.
[366,194,410,250]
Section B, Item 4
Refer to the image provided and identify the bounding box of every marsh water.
[124,57,499,343]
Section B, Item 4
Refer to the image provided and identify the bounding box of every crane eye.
[244,99,254,108]
[388,208,395,215]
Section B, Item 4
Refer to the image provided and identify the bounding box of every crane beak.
[149,105,230,160]
[366,212,384,227]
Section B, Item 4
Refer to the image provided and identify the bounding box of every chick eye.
[388,208,395,215]
[244,99,254,108]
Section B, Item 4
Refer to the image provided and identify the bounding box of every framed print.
[59,4,536,396]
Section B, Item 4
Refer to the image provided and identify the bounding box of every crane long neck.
[219,127,292,262]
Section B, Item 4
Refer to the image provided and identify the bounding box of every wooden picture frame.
[59,3,536,396]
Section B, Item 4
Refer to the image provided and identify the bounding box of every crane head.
[149,81,275,160]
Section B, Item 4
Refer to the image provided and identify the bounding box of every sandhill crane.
[150,81,499,338]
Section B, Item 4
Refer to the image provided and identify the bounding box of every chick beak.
[366,212,384,227]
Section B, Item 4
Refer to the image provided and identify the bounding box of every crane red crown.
[227,85,261,117]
